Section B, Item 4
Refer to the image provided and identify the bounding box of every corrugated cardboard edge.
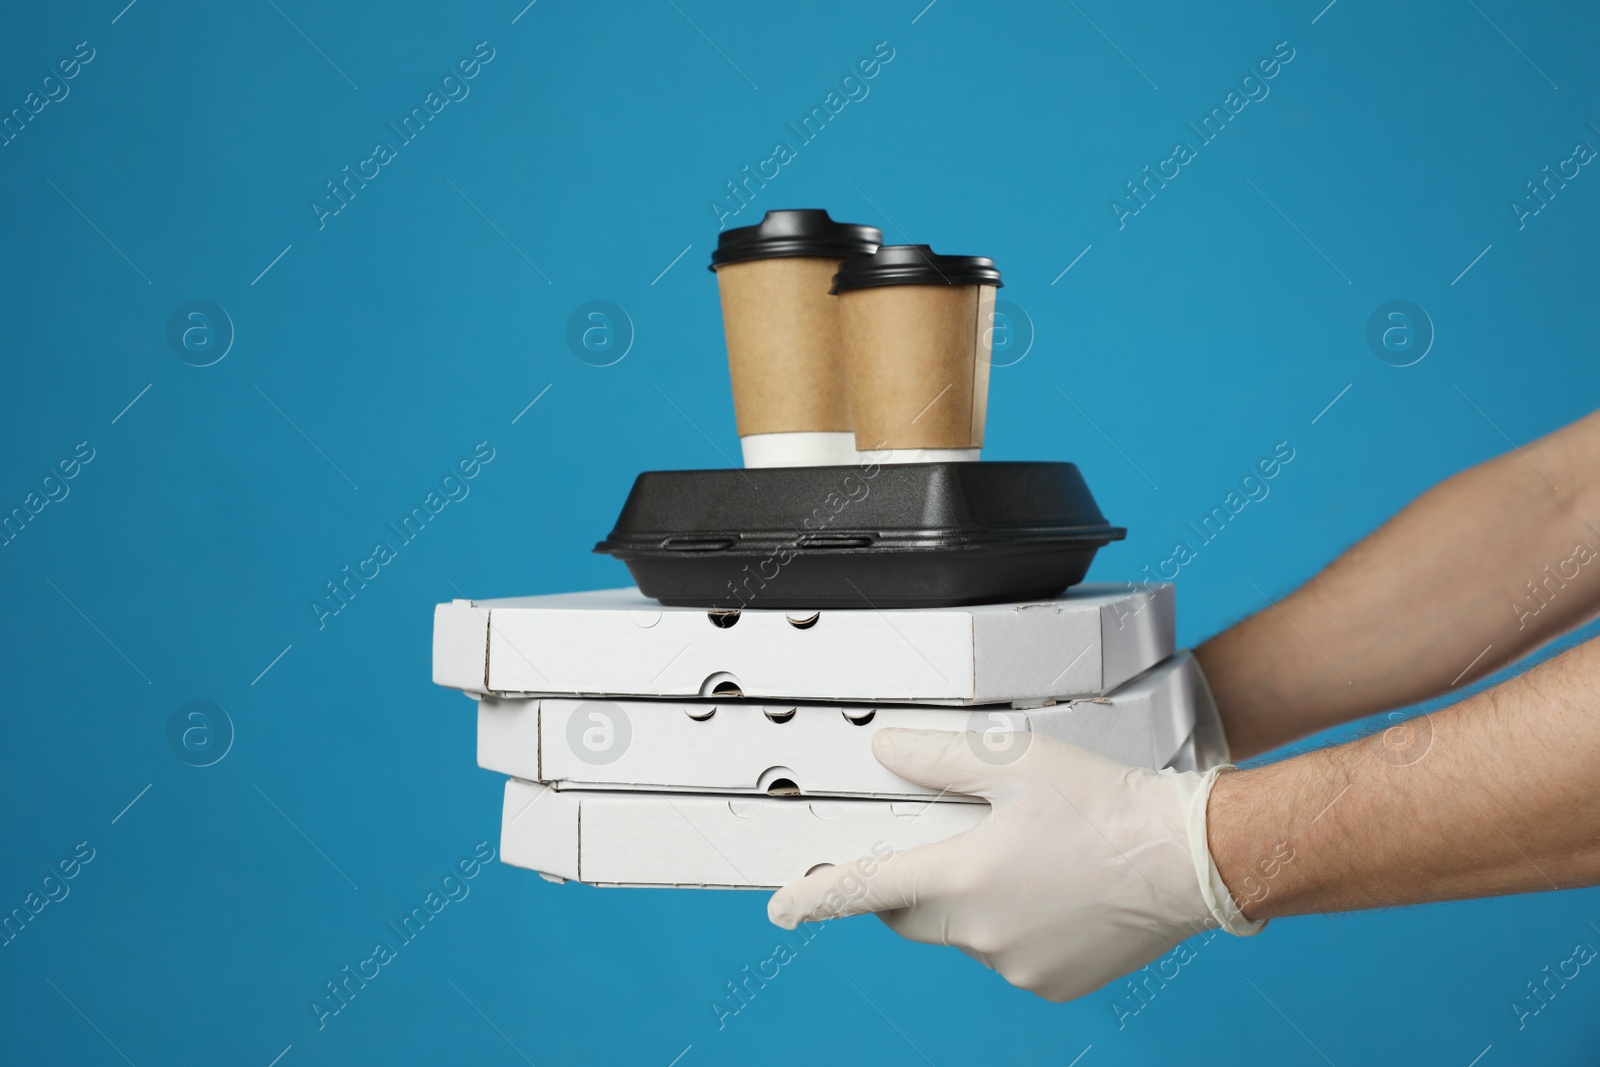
[476,607,489,694]
[493,660,1189,797]
[1148,650,1195,764]
[1186,650,1230,770]
[456,585,1168,705]
[501,779,580,882]
[483,598,985,704]
[1098,583,1175,693]
[535,698,544,782]
[1032,650,1193,767]
[511,788,987,889]
[432,600,491,692]
[474,696,543,780]
[969,613,980,703]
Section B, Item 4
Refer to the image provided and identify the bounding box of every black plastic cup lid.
[709,210,882,270]
[830,245,1003,293]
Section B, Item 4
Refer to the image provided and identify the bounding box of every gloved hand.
[767,728,1264,1002]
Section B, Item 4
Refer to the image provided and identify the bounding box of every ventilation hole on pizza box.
[707,609,741,628]
[843,708,876,726]
[763,706,797,724]
[785,612,820,629]
[759,766,800,795]
[701,672,743,698]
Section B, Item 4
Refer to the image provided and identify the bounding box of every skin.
[1197,410,1600,918]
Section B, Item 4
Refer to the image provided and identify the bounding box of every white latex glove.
[767,728,1264,1002]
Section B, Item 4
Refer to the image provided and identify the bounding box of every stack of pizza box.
[430,582,1227,889]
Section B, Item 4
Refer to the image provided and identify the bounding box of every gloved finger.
[870,728,1021,802]
[879,905,948,945]
[879,911,996,970]
[767,839,954,929]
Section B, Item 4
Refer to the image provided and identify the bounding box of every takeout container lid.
[592,461,1125,608]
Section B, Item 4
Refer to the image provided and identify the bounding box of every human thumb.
[871,728,1019,802]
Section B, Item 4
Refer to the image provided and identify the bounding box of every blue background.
[3,0,1598,1063]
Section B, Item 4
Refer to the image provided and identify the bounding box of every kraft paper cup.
[710,210,880,467]
[738,430,860,467]
[832,245,1002,463]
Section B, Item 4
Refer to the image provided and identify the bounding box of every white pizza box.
[1182,663,1232,772]
[474,650,1209,800]
[499,778,990,889]
[433,583,1173,705]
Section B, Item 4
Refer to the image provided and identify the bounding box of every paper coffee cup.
[739,431,859,468]
[832,246,1002,460]
[710,210,881,467]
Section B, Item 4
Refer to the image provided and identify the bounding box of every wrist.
[1205,763,1308,922]
[1189,766,1268,936]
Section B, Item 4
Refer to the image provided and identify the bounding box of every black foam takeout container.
[593,462,1126,609]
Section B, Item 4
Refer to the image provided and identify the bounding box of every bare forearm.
[1208,634,1600,919]
[1199,409,1600,758]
